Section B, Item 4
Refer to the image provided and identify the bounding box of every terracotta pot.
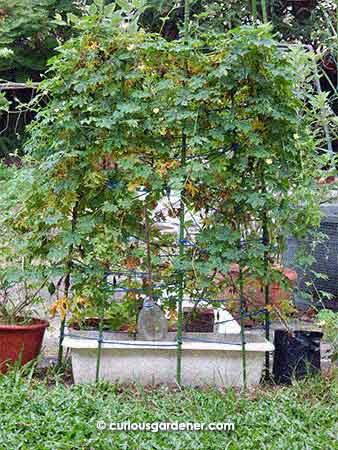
[0,319,49,373]
[270,268,297,303]
[221,264,297,323]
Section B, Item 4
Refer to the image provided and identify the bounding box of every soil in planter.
[0,317,42,326]
[183,308,214,332]
[70,318,134,333]
[70,318,139,339]
[72,312,216,335]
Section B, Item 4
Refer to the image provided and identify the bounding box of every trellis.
[56,0,284,389]
[0,0,334,394]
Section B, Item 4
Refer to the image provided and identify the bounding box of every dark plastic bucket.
[272,329,323,384]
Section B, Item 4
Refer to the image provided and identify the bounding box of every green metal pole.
[261,0,268,23]
[262,213,271,381]
[176,0,190,388]
[239,263,247,390]
[57,317,66,368]
[95,294,105,383]
[251,0,257,23]
[57,272,70,369]
[184,0,190,40]
[176,132,187,386]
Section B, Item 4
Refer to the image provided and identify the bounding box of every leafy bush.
[317,309,338,363]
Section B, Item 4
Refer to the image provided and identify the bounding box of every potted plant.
[0,263,49,373]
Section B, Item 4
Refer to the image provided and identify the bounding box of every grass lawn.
[0,370,336,450]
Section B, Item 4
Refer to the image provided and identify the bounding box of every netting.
[284,203,338,311]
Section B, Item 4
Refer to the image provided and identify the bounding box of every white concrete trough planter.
[63,331,274,387]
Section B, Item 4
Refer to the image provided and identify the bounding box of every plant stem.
[313,52,333,153]
[57,274,70,369]
[57,202,78,368]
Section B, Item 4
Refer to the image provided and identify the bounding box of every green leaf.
[116,0,131,12]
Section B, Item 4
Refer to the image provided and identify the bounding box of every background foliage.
[0,0,79,82]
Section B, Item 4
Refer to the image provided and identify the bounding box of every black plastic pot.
[272,329,323,384]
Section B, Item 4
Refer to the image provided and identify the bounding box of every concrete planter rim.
[63,330,275,352]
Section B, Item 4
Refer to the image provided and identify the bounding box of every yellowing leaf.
[127,323,137,333]
[185,180,198,198]
[168,309,177,321]
[127,181,140,192]
[157,160,179,177]
[76,296,89,306]
[50,296,69,320]
[126,256,140,270]
[252,119,265,131]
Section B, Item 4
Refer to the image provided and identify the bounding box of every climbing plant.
[0,4,332,336]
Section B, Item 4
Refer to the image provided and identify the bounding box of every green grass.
[0,371,337,450]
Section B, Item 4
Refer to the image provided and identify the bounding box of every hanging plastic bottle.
[137,199,168,341]
[137,297,168,341]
